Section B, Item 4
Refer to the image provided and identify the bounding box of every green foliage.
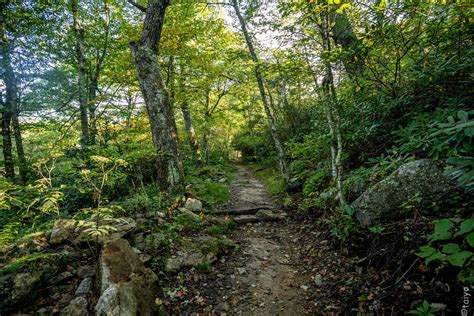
[184,162,234,208]
[116,184,165,215]
[231,131,268,161]
[395,109,473,160]
[417,218,473,270]
[195,180,229,208]
[408,300,439,316]
[206,218,236,236]
[325,205,360,242]
[303,171,326,197]
[165,213,203,234]
[0,252,59,277]
[195,262,212,273]
[0,173,63,246]
[446,157,474,193]
[145,232,175,254]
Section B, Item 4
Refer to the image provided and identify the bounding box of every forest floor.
[167,166,331,315]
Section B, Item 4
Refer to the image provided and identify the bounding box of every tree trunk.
[71,0,89,147]
[129,0,184,190]
[1,111,14,181]
[11,111,26,183]
[231,0,289,182]
[176,64,200,167]
[1,5,25,182]
[88,78,98,145]
[88,0,109,146]
[181,104,200,168]
[201,91,210,165]
[320,10,346,206]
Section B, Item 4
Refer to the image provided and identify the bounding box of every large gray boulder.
[353,159,457,226]
[95,238,157,315]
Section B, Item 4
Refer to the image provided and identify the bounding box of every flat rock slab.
[212,206,273,216]
[234,215,261,224]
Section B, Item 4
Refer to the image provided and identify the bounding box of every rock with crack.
[95,238,157,315]
[184,197,203,211]
[353,159,459,227]
[49,217,136,245]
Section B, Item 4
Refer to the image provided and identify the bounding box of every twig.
[127,0,146,12]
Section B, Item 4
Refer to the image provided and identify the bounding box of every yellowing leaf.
[336,3,351,13]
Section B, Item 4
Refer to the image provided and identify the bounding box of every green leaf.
[454,219,474,237]
[447,251,473,267]
[466,232,474,248]
[425,251,443,265]
[417,245,436,258]
[428,219,454,241]
[442,243,460,254]
[457,110,468,123]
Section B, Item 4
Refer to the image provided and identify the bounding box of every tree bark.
[1,110,14,181]
[88,81,97,145]
[129,0,184,190]
[1,4,24,182]
[320,10,346,206]
[181,104,200,168]
[177,67,200,168]
[71,0,89,148]
[201,90,211,165]
[231,0,289,182]
[88,0,109,145]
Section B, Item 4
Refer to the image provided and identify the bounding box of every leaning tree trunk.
[231,0,289,182]
[129,0,184,190]
[71,0,89,148]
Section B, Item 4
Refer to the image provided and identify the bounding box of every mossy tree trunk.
[129,0,184,191]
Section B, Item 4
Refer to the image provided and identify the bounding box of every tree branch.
[127,0,146,12]
[205,2,232,5]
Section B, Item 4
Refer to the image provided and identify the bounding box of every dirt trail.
[206,165,313,315]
